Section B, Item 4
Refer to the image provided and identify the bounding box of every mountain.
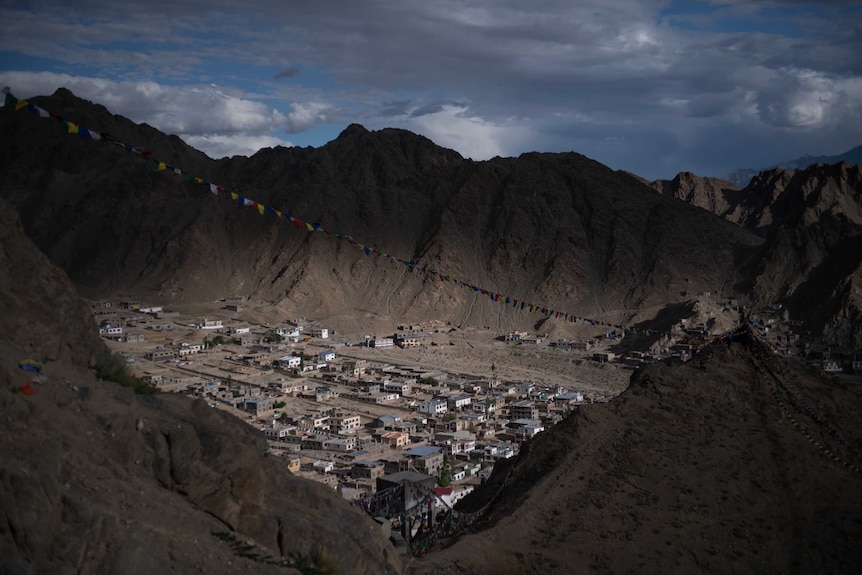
[651,172,743,219]
[651,164,862,349]
[0,88,762,338]
[0,200,402,574]
[412,332,862,574]
[741,163,862,347]
[724,144,862,188]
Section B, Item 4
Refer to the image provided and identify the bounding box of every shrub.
[92,353,157,394]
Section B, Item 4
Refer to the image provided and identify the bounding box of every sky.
[1,0,860,181]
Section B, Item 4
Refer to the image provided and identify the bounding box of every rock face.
[652,163,862,349]
[413,335,862,575]
[0,194,402,574]
[651,171,744,219]
[0,88,761,336]
[0,354,402,575]
[0,197,107,365]
[744,163,862,348]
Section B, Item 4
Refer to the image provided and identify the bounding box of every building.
[434,430,476,456]
[380,431,411,449]
[395,333,423,348]
[276,355,302,369]
[310,328,329,339]
[368,337,394,348]
[503,331,528,342]
[376,470,437,493]
[383,380,412,396]
[352,461,386,481]
[343,360,368,377]
[593,351,616,363]
[329,412,362,433]
[177,342,202,357]
[447,395,472,411]
[145,348,175,361]
[554,391,584,406]
[197,319,223,330]
[509,400,539,421]
[324,436,357,452]
[418,399,448,416]
[242,396,274,417]
[404,445,445,476]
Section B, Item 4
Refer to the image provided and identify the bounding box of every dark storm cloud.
[1,0,860,179]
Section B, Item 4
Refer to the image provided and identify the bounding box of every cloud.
[368,103,531,160]
[284,101,332,134]
[274,67,299,80]
[753,67,861,128]
[1,1,861,179]
[182,133,294,158]
[0,71,296,158]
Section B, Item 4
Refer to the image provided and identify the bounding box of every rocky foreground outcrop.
[0,353,402,575]
[0,198,402,575]
[410,336,862,574]
[0,197,107,366]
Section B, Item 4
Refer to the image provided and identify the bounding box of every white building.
[197,319,223,330]
[418,399,448,416]
[447,395,472,411]
[276,355,302,369]
[177,342,202,356]
[310,328,329,339]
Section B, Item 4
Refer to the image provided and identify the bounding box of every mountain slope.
[411,334,862,574]
[0,88,763,336]
[0,198,402,575]
[651,172,743,219]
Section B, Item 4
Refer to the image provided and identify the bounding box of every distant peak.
[52,87,77,99]
[338,123,370,138]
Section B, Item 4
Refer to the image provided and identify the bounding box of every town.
[89,294,861,549]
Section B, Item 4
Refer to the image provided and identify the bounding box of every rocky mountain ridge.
[650,163,862,348]
[414,332,862,574]
[2,89,757,335]
[723,144,862,187]
[0,87,858,349]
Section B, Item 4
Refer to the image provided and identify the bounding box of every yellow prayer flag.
[66,121,78,134]
[305,222,315,232]
[15,99,28,111]
[230,192,238,201]
[257,203,265,215]
[156,162,166,171]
